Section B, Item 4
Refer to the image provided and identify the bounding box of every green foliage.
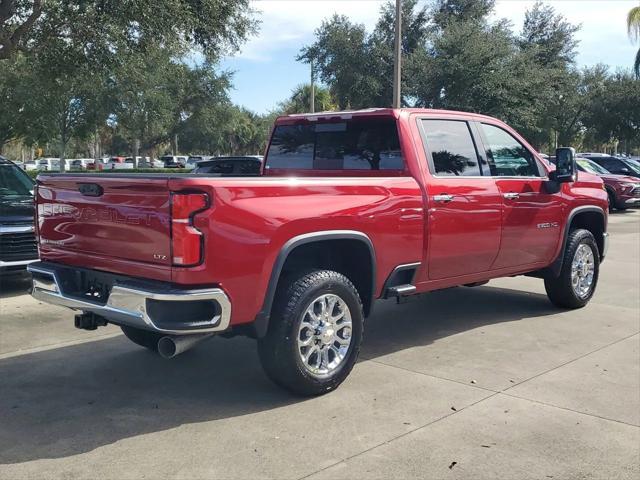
[177,104,272,156]
[299,0,430,109]
[278,84,337,114]
[1,1,256,62]
[301,0,640,154]
[0,0,256,165]
[628,6,640,77]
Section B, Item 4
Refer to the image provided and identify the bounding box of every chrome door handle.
[433,194,454,203]
[503,192,520,200]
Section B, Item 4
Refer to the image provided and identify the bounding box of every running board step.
[385,284,417,298]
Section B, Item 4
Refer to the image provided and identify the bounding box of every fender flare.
[547,205,606,277]
[252,230,376,338]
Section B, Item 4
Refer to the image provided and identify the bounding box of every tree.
[278,84,337,114]
[1,0,255,165]
[1,1,255,62]
[0,54,26,152]
[0,0,43,60]
[15,37,105,170]
[519,1,579,68]
[583,69,640,153]
[517,1,582,148]
[298,15,371,109]
[298,1,430,109]
[628,4,640,78]
[431,0,495,28]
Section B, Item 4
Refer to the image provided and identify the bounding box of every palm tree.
[628,4,640,78]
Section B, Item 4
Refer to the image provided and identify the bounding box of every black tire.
[120,325,162,352]
[257,270,364,396]
[607,190,616,212]
[544,229,600,309]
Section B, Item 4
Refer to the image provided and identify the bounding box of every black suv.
[0,156,38,274]
[579,154,640,179]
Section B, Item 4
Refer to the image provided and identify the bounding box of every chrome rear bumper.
[28,264,231,335]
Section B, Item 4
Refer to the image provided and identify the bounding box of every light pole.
[310,59,315,113]
[392,0,402,108]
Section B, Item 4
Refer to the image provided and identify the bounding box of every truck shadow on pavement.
[0,285,558,465]
[0,273,31,300]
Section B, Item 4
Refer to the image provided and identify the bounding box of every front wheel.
[544,229,600,309]
[257,270,364,396]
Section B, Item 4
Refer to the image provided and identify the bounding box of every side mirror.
[551,147,576,183]
[619,167,630,174]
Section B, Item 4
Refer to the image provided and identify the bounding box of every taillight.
[171,192,209,266]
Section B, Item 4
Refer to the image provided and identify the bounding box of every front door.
[418,118,502,280]
[477,122,563,269]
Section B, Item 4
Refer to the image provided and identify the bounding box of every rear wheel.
[544,229,599,309]
[120,325,162,352]
[257,270,364,396]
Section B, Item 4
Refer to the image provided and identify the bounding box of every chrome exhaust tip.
[157,333,213,359]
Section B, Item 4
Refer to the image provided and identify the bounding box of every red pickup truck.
[29,108,609,396]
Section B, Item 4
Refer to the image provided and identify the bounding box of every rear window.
[265,118,404,171]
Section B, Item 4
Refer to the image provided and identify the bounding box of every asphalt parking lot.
[1,211,638,479]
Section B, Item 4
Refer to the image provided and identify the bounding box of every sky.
[219,0,639,113]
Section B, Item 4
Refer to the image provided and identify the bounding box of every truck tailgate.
[37,175,172,270]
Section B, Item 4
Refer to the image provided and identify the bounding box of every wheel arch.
[546,206,606,277]
[253,230,376,338]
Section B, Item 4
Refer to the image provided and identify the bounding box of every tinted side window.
[421,120,482,176]
[266,119,404,171]
[197,161,235,174]
[599,158,623,172]
[235,160,261,174]
[481,124,540,177]
[266,125,315,169]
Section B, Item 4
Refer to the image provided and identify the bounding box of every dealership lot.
[0,211,638,479]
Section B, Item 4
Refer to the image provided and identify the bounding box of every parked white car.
[22,160,38,171]
[68,158,95,170]
[36,158,61,171]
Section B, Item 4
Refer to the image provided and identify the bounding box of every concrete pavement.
[0,210,638,479]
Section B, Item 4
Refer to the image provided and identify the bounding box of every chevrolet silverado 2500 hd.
[29,108,609,395]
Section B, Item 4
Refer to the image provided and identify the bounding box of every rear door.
[476,122,563,269]
[37,175,172,269]
[418,118,502,280]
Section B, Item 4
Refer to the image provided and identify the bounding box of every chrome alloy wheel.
[297,294,353,378]
[571,243,595,298]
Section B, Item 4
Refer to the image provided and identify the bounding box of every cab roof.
[276,108,500,125]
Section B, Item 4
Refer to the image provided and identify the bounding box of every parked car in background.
[0,156,37,274]
[68,158,95,170]
[153,159,165,168]
[162,155,189,168]
[579,154,640,179]
[104,157,134,170]
[124,156,153,167]
[22,160,37,171]
[36,158,61,171]
[186,155,213,170]
[86,158,106,171]
[575,158,640,211]
[193,155,263,175]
